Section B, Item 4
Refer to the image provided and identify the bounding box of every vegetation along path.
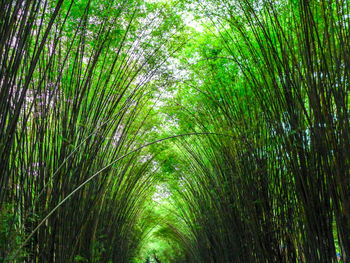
[0,0,349,262]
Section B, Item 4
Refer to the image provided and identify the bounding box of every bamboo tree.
[1,0,185,262]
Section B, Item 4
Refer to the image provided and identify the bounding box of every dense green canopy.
[0,0,349,262]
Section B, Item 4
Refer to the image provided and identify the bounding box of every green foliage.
[0,0,349,262]
[74,255,88,262]
[0,0,185,262]
[0,204,26,261]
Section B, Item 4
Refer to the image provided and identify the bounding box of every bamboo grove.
[0,0,349,262]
